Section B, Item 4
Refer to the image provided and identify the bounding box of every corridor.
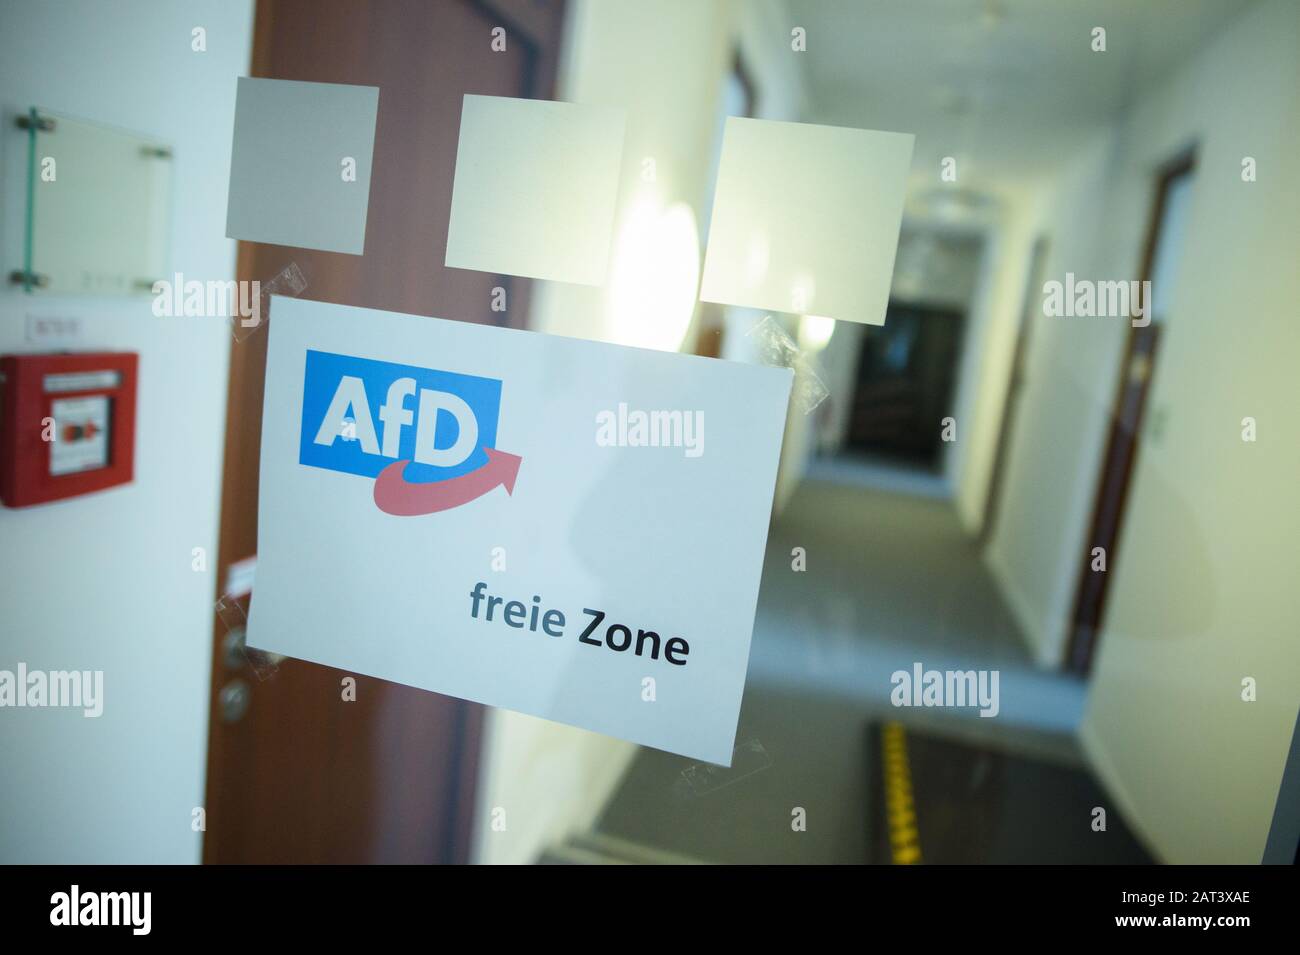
[590,462,1092,864]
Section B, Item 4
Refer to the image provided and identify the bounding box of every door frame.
[203,0,566,863]
[1064,147,1197,675]
[979,235,1049,547]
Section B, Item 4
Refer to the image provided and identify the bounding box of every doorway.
[202,0,567,863]
[843,302,965,470]
[1065,149,1197,675]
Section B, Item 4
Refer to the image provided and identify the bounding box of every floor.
[865,723,1152,864]
[592,456,1090,864]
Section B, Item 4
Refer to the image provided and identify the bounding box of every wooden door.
[1065,151,1196,675]
[203,0,566,863]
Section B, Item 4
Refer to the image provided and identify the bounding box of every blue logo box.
[299,349,501,484]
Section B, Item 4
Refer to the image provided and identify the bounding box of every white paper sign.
[700,117,914,326]
[247,298,793,764]
[445,95,626,286]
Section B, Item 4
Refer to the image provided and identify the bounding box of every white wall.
[812,317,864,456]
[531,0,731,347]
[1079,0,1300,863]
[985,132,1129,666]
[980,0,1299,860]
[473,0,805,864]
[733,2,812,516]
[0,0,252,862]
[948,199,1038,531]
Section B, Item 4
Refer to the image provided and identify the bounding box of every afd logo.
[300,350,521,516]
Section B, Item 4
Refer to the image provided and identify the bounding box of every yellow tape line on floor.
[882,722,921,864]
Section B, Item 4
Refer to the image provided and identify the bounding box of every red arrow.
[373,448,522,516]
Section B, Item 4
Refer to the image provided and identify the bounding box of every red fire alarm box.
[0,351,138,508]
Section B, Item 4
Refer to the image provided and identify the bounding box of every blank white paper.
[700,117,914,326]
[445,95,626,286]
